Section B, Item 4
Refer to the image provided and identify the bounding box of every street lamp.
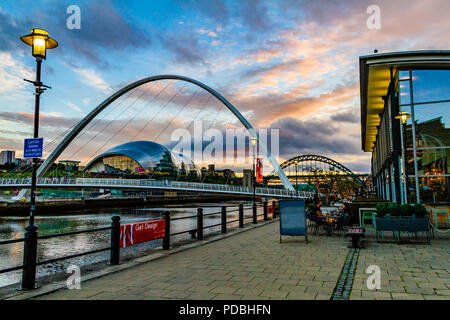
[250,137,257,222]
[20,28,58,290]
[395,111,411,204]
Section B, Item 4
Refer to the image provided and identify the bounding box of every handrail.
[0,238,25,245]
[38,226,111,240]
[0,177,321,199]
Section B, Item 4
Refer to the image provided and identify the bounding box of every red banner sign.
[256,158,263,183]
[120,219,165,248]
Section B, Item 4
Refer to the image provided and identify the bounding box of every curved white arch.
[35,75,294,190]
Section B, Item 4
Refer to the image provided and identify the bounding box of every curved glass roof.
[84,140,197,173]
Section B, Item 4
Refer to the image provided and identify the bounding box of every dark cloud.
[176,0,230,25]
[0,111,79,129]
[270,116,361,157]
[0,0,152,68]
[159,32,207,66]
[239,0,271,32]
[330,110,360,123]
[285,0,367,25]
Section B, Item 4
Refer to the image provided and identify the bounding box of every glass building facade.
[84,141,199,178]
[360,51,450,205]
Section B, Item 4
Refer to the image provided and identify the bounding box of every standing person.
[313,192,320,205]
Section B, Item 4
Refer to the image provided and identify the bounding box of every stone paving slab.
[32,221,349,300]
[350,231,450,300]
[18,221,450,301]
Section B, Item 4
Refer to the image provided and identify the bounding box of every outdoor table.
[316,215,337,236]
[345,227,365,248]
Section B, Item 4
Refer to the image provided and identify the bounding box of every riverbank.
[1,214,275,300]
[0,194,254,216]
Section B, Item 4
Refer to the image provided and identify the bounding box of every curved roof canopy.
[359,50,450,152]
[84,140,196,173]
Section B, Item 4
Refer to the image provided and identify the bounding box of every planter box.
[375,216,430,243]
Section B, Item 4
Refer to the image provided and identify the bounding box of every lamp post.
[395,111,411,204]
[250,137,257,209]
[20,28,58,290]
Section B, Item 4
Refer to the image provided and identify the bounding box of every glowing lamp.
[20,28,58,60]
[395,111,411,125]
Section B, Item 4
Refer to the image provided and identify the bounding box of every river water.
[0,200,263,288]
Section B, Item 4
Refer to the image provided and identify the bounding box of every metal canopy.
[359,50,450,152]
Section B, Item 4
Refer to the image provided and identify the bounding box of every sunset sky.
[1,0,450,173]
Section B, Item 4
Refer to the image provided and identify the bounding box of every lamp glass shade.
[250,137,257,146]
[20,28,58,59]
[32,36,47,58]
[394,111,411,125]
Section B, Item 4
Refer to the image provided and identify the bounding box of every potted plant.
[375,202,430,243]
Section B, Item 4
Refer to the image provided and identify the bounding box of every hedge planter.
[375,216,430,243]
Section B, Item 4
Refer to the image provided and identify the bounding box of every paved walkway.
[32,221,449,300]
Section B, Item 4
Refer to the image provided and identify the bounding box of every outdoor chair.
[359,208,377,231]
[335,213,351,236]
[310,214,327,236]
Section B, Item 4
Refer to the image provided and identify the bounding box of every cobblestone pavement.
[33,221,449,300]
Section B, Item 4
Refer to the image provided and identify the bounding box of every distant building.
[208,164,215,173]
[14,158,32,166]
[242,169,253,187]
[215,168,235,178]
[1,150,15,164]
[59,160,81,172]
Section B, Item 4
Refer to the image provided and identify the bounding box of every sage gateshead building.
[84,140,199,178]
[360,50,450,205]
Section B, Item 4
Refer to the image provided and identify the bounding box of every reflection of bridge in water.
[0,178,317,199]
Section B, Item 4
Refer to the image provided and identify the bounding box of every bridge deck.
[0,178,318,199]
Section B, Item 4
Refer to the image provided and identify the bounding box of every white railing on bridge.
[0,177,318,199]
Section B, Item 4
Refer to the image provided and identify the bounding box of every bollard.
[110,216,121,265]
[263,201,268,221]
[253,202,257,224]
[163,211,170,250]
[239,204,244,228]
[197,208,204,240]
[21,225,38,290]
[221,206,227,233]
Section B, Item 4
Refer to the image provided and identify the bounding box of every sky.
[1,0,450,174]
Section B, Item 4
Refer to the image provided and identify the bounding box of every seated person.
[314,201,326,217]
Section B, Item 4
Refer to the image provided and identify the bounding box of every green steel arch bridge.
[265,154,368,186]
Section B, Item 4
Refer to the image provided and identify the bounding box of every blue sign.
[24,138,43,158]
[279,199,308,241]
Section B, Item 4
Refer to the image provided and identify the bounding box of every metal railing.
[0,177,319,199]
[0,224,113,290]
[0,201,279,290]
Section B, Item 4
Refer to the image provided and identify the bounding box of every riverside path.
[6,220,449,300]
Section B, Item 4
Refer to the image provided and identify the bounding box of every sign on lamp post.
[24,138,43,158]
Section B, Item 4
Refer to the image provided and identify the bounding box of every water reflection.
[0,201,260,288]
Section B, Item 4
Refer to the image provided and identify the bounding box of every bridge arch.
[36,75,294,190]
[280,154,355,173]
[267,154,364,185]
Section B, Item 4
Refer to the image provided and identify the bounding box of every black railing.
[0,200,278,290]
